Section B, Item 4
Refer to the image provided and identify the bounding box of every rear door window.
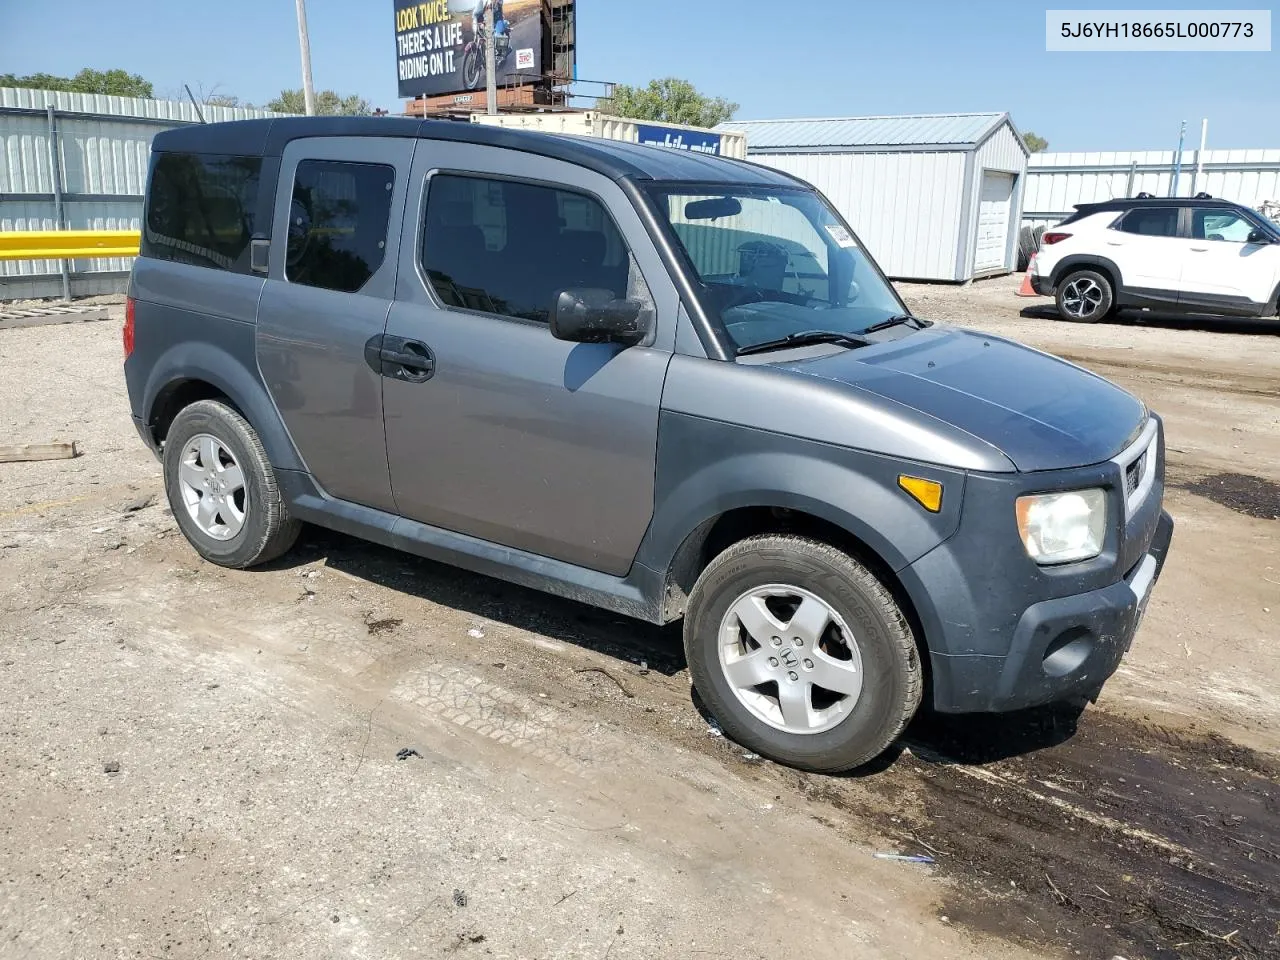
[419,173,647,323]
[142,153,263,272]
[286,160,395,293]
[1116,207,1180,238]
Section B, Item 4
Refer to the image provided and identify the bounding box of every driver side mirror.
[550,288,653,346]
[1246,229,1273,244]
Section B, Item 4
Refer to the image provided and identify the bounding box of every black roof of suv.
[1059,194,1255,226]
[150,116,798,187]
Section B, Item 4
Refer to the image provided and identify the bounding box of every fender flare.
[637,449,965,584]
[1050,253,1125,291]
[142,340,306,472]
[1266,281,1280,316]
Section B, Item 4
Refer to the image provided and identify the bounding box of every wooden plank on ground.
[0,441,82,463]
[0,307,111,331]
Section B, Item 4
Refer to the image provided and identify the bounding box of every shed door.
[973,171,1015,272]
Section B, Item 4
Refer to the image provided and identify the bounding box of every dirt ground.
[1,280,1277,960]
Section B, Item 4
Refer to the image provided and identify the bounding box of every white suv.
[1030,196,1280,323]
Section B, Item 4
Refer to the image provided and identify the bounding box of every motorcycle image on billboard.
[394,0,544,98]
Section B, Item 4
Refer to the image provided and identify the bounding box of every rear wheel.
[684,535,922,773]
[163,400,301,569]
[1055,269,1114,322]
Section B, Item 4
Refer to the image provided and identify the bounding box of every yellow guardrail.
[0,230,142,260]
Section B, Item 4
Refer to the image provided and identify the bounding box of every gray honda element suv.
[124,117,1173,772]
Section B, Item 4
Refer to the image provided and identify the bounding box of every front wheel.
[462,46,484,90]
[684,535,922,773]
[1055,269,1114,323]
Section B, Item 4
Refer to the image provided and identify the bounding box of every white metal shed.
[717,112,1030,281]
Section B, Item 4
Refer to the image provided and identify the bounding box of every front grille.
[1125,452,1147,498]
[1113,420,1158,518]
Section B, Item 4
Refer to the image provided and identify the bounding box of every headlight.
[1015,489,1107,564]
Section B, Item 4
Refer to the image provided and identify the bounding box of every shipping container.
[469,110,748,160]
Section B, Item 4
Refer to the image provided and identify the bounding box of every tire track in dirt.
[1051,352,1280,400]
[679,708,1280,960]
[14,493,1280,960]
[236,531,1280,960]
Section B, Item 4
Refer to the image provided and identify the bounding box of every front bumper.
[898,416,1172,714]
[926,509,1173,713]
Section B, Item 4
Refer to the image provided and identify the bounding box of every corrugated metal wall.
[749,151,968,281]
[1022,148,1280,232]
[966,123,1029,276]
[0,87,282,300]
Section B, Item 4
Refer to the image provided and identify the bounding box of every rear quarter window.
[141,153,263,273]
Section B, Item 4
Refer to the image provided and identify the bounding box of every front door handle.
[1189,246,1209,252]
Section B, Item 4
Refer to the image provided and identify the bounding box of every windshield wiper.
[735,330,874,356]
[862,313,929,333]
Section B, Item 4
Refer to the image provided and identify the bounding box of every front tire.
[462,47,484,90]
[163,400,301,569]
[1055,269,1114,323]
[684,535,922,773]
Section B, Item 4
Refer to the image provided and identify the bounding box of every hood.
[775,327,1146,472]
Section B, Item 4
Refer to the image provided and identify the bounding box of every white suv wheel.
[1055,269,1114,323]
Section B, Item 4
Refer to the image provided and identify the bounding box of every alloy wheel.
[1061,276,1104,319]
[177,434,247,541]
[717,584,864,735]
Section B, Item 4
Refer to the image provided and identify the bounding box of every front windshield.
[648,184,908,352]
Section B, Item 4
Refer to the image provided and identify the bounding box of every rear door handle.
[365,335,435,382]
[381,341,435,382]
[1190,246,1209,252]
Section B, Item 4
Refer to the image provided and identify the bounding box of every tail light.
[1041,232,1072,245]
[123,296,136,358]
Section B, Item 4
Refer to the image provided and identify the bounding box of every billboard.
[635,124,725,156]
[394,0,545,99]
[549,0,576,82]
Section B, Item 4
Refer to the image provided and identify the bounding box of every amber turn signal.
[898,475,943,513]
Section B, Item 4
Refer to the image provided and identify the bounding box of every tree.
[0,68,154,98]
[1023,131,1049,153]
[184,83,249,109]
[266,89,372,116]
[598,78,738,129]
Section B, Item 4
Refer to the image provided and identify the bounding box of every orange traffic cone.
[1016,254,1038,297]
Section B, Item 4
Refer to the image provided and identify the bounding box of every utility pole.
[1192,118,1208,196]
[485,1,497,115]
[1169,120,1186,198]
[295,0,317,116]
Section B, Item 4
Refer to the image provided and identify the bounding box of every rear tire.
[684,535,922,773]
[1055,269,1114,323]
[163,400,301,569]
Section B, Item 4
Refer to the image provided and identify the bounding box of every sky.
[1,0,1277,152]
